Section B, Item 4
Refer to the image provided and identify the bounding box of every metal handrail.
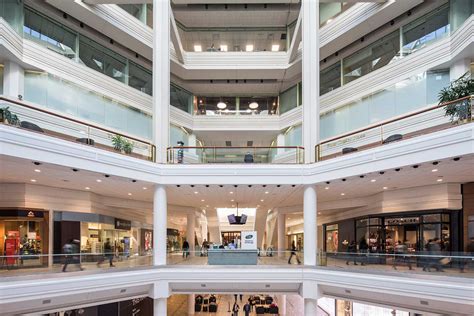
[167,146,305,150]
[0,96,156,162]
[315,95,473,161]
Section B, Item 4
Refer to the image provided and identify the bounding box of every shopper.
[104,238,115,267]
[424,238,443,272]
[232,301,240,316]
[62,239,83,272]
[346,240,358,265]
[243,301,251,316]
[288,240,301,264]
[182,239,190,258]
[393,240,412,270]
[358,238,369,266]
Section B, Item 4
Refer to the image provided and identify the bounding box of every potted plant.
[123,139,134,154]
[0,107,20,126]
[438,73,473,123]
[110,134,124,152]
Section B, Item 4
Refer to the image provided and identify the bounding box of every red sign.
[5,238,18,265]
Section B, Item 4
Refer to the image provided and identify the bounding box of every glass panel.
[0,65,4,95]
[320,62,341,95]
[320,3,342,24]
[128,61,152,96]
[279,85,298,114]
[284,124,302,147]
[369,218,382,225]
[450,0,474,32]
[78,36,127,84]
[1,0,24,34]
[23,8,77,59]
[343,31,401,85]
[357,219,369,227]
[442,213,450,222]
[402,4,450,56]
[196,96,236,115]
[422,214,441,223]
[118,4,147,24]
[326,227,338,253]
[170,124,188,146]
[170,84,193,114]
[239,97,278,115]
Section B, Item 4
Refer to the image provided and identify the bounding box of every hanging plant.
[438,73,473,123]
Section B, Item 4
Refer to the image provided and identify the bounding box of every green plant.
[438,73,473,123]
[123,139,134,154]
[110,134,124,151]
[0,107,20,126]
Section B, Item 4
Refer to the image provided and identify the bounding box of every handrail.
[167,146,305,150]
[0,96,152,145]
[318,95,473,146]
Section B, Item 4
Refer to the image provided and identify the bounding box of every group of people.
[231,294,277,316]
[62,238,115,272]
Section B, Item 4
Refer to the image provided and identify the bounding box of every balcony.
[0,97,155,162]
[316,96,474,161]
[166,146,304,164]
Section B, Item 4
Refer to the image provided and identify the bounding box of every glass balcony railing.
[316,96,473,161]
[166,146,305,164]
[0,97,156,162]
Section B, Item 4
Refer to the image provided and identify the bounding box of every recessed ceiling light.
[85,187,90,190]
[96,179,102,183]
[271,44,280,52]
[257,205,260,207]
[432,169,438,172]
[231,199,234,202]
[128,193,132,196]
[340,193,345,196]
[206,205,209,207]
[246,44,254,52]
[194,45,202,52]
[371,179,376,182]
[265,191,269,194]
[232,205,235,207]
[201,199,205,202]
[318,212,321,215]
[30,179,37,182]
[143,187,148,190]
[437,178,443,182]
[34,169,41,173]
[230,191,234,194]
[383,187,388,190]
[220,44,228,52]
[194,191,198,194]
[260,199,264,202]
[325,187,329,190]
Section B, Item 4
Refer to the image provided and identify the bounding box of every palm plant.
[110,134,124,151]
[438,73,473,123]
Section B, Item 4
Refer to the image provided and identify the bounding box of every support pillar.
[153,298,167,316]
[188,134,197,156]
[153,184,167,266]
[48,210,54,268]
[277,133,285,155]
[3,61,24,98]
[278,212,286,257]
[188,294,195,315]
[278,295,287,316]
[450,58,471,80]
[301,280,320,316]
[302,0,320,163]
[187,212,195,256]
[304,298,317,316]
[303,185,317,266]
[152,0,170,163]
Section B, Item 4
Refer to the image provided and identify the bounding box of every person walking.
[62,239,83,272]
[243,301,251,316]
[393,241,412,270]
[358,238,369,266]
[288,240,301,264]
[232,301,240,316]
[182,239,190,258]
[346,240,358,265]
[104,238,115,267]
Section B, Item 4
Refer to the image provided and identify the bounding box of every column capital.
[149,281,171,299]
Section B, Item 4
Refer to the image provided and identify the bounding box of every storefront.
[0,209,49,268]
[287,233,304,251]
[54,212,148,262]
[323,210,461,253]
[167,228,181,251]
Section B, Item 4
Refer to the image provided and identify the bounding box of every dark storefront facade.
[323,210,462,254]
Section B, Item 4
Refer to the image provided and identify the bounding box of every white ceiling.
[1,153,473,221]
[195,130,280,147]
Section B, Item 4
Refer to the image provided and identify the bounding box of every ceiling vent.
[280,33,287,40]
[225,141,232,147]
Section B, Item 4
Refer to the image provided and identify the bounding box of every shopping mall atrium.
[0,0,473,315]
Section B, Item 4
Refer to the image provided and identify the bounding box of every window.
[129,62,152,96]
[1,0,24,34]
[23,8,77,59]
[279,84,299,114]
[320,62,341,95]
[402,4,450,56]
[170,84,193,114]
[343,30,401,85]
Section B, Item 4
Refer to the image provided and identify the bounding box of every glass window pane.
[240,97,278,115]
[423,214,441,223]
[129,62,152,95]
[279,85,298,114]
[343,31,401,84]
[450,0,474,32]
[1,0,24,34]
[0,65,4,95]
[196,96,236,115]
[402,4,450,55]
[170,84,193,113]
[320,62,341,95]
[24,8,77,59]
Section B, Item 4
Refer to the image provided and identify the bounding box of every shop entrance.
[221,231,241,246]
[385,222,419,253]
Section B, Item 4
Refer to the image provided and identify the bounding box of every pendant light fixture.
[249,102,259,109]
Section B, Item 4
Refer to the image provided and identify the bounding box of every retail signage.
[115,218,132,230]
[241,231,257,250]
[386,217,419,225]
[0,210,44,218]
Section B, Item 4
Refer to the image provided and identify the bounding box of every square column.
[154,298,167,316]
[187,212,195,257]
[277,211,286,257]
[303,185,317,266]
[153,0,170,163]
[188,294,195,315]
[301,280,320,316]
[3,61,24,98]
[302,0,320,163]
[153,184,167,265]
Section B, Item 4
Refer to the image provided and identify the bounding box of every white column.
[303,185,317,266]
[277,133,285,155]
[187,212,195,257]
[48,210,54,268]
[278,295,287,316]
[3,61,24,98]
[304,298,317,316]
[302,0,320,163]
[278,212,286,257]
[153,184,167,265]
[450,58,471,80]
[153,298,167,316]
[153,0,170,163]
[188,294,195,315]
[188,134,197,155]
